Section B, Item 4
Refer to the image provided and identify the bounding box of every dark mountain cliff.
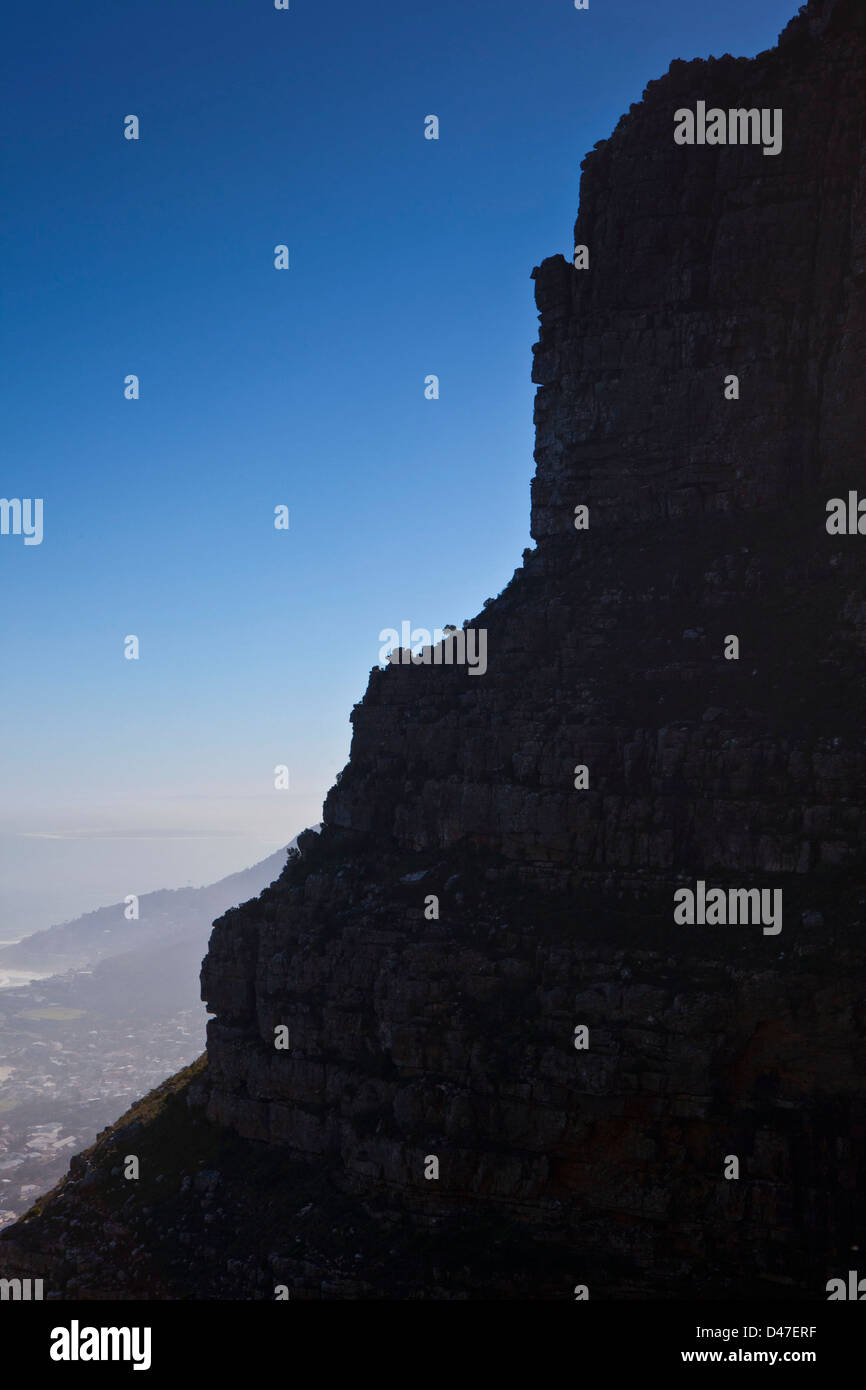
[2,0,864,1300]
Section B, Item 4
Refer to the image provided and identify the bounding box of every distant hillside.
[0,836,311,978]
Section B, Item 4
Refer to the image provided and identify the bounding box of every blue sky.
[1,0,798,929]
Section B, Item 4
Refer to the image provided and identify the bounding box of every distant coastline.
[0,967,49,990]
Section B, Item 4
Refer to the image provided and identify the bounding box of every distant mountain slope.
[0,836,313,977]
[5,0,865,1303]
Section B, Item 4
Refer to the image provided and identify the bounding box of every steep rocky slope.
[2,0,864,1299]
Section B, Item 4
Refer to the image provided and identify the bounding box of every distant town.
[0,841,294,1231]
[0,970,203,1227]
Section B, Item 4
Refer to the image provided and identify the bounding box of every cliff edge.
[3,0,865,1299]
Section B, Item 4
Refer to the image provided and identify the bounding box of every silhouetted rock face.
[533,0,866,536]
[198,0,866,1297]
[3,0,865,1299]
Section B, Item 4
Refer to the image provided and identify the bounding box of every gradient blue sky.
[1,0,798,930]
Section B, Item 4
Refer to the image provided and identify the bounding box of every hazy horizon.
[0,829,290,938]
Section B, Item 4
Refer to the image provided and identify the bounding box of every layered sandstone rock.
[3,0,864,1299]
